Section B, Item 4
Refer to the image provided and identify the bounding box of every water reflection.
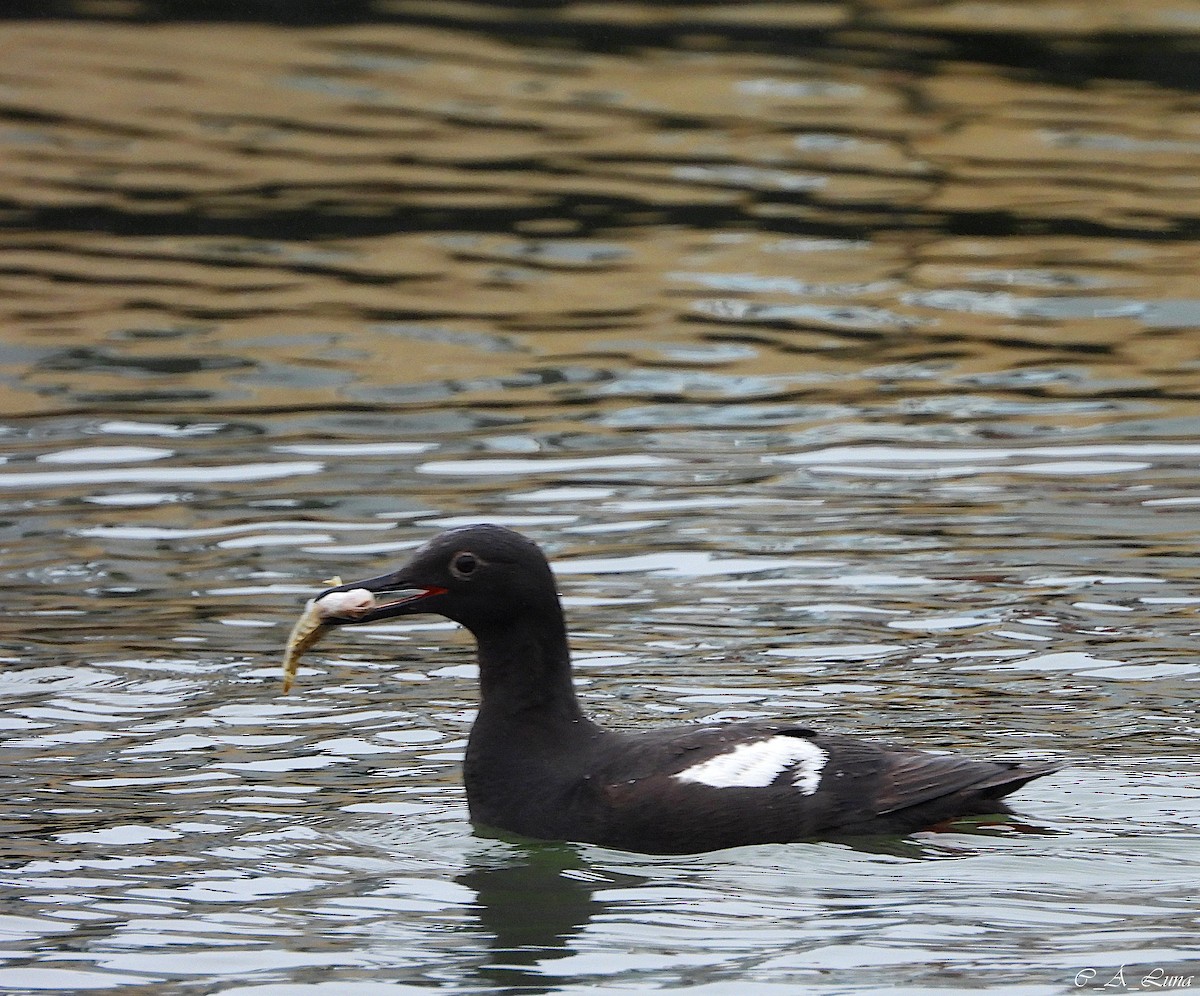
[458,841,626,989]
[454,830,989,991]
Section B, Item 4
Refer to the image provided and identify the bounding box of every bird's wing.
[588,726,1055,850]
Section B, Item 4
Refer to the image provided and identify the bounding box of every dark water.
[2,4,1200,994]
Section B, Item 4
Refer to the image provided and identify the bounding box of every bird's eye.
[450,552,479,580]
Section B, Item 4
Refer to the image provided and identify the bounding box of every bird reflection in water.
[456,837,642,989]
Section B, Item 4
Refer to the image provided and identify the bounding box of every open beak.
[313,572,447,625]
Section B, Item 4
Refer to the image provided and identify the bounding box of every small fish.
[281,584,376,692]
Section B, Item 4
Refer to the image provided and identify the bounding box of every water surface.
[2,4,1199,994]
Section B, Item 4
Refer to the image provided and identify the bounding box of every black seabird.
[297,524,1058,854]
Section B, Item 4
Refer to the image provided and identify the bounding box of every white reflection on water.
[417,454,678,475]
[37,446,174,464]
[0,461,323,488]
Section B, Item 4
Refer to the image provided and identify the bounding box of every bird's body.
[465,718,1052,853]
[290,524,1057,854]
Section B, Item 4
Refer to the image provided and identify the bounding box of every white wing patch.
[673,736,827,795]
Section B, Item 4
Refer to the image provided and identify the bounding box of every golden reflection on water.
[2,14,1200,415]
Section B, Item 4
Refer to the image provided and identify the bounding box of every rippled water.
[3,3,1200,994]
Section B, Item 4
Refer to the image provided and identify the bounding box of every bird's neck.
[471,608,590,730]
[463,608,601,837]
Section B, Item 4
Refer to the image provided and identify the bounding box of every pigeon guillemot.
[294,524,1058,854]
